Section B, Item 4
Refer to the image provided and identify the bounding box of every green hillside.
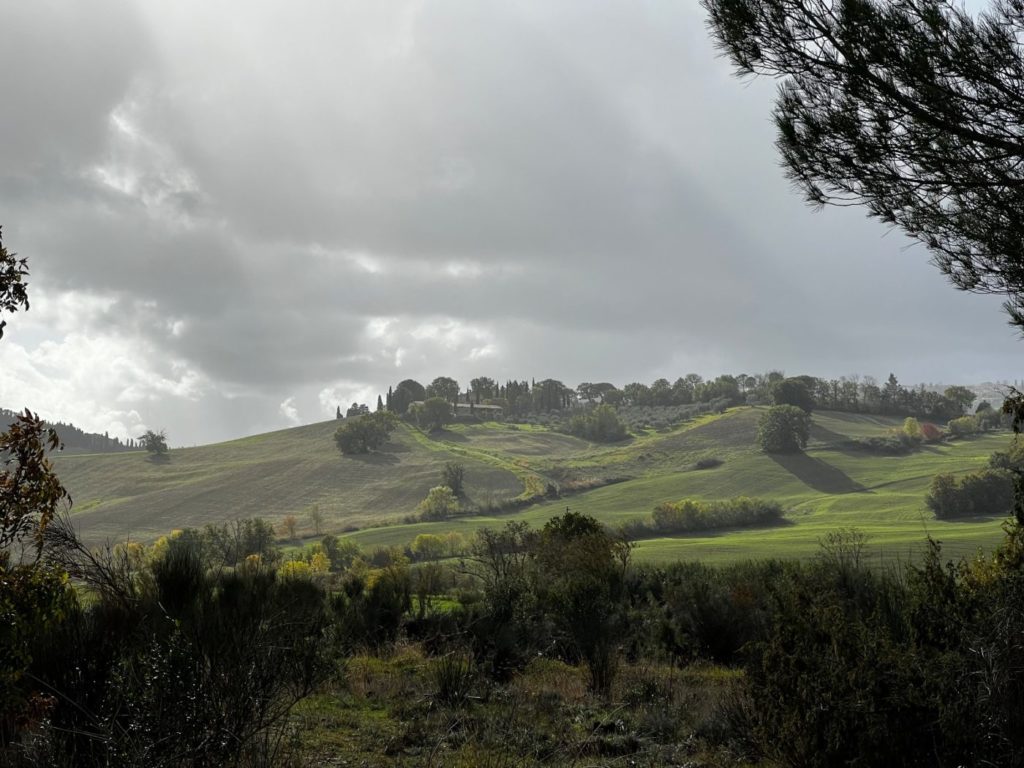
[56,420,524,542]
[57,408,1016,564]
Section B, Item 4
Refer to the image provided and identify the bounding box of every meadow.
[56,406,1015,564]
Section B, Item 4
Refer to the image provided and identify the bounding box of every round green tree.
[757,405,811,453]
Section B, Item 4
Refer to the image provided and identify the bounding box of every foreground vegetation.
[7,486,1024,766]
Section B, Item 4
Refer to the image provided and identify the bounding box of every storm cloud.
[0,0,1015,445]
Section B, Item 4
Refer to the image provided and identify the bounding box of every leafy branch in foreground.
[0,227,29,341]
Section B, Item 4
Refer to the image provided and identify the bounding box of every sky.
[0,0,1017,446]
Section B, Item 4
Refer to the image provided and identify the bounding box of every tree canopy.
[426,377,460,403]
[757,405,812,453]
[413,397,453,432]
[703,0,1024,331]
[334,411,397,454]
[138,429,169,455]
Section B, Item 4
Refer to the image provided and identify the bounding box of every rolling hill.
[56,407,1017,564]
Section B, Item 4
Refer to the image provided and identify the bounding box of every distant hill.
[54,408,1015,565]
[1,408,133,454]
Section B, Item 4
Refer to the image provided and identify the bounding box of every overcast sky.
[0,0,1016,446]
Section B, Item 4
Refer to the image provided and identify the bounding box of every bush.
[757,405,811,453]
[412,397,453,432]
[429,652,477,707]
[18,544,329,766]
[948,415,980,438]
[902,417,923,443]
[417,485,460,521]
[743,560,939,766]
[630,560,781,664]
[442,462,465,496]
[990,439,1024,472]
[564,404,628,442]
[926,469,1015,519]
[334,411,397,454]
[411,533,448,561]
[692,456,724,470]
[650,497,784,534]
[848,435,914,455]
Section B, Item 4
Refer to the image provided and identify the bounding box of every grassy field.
[57,407,1017,564]
[56,420,524,542]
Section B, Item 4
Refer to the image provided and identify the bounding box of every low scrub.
[692,456,724,470]
[511,399,729,434]
[417,485,460,521]
[563,404,628,442]
[926,468,1015,519]
[846,435,916,455]
[989,439,1024,473]
[429,652,477,707]
[948,415,981,438]
[628,497,785,536]
[12,522,330,766]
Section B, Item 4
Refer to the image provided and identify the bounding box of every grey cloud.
[0,1,151,177]
[0,1,1016,444]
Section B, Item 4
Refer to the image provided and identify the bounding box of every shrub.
[651,497,784,534]
[902,417,923,443]
[976,407,1006,431]
[926,469,1015,519]
[848,435,914,455]
[757,405,811,453]
[635,560,781,664]
[320,534,362,572]
[442,462,465,496]
[693,456,724,470]
[413,397,453,432]
[989,439,1024,472]
[334,411,397,454]
[744,561,938,766]
[948,415,980,438]
[920,422,943,442]
[564,404,628,442]
[411,533,448,561]
[279,559,313,580]
[20,543,329,766]
[429,652,477,707]
[417,486,460,521]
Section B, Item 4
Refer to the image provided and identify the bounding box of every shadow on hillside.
[349,451,400,466]
[382,440,412,453]
[768,451,867,494]
[938,513,1009,524]
[146,453,171,465]
[809,423,864,456]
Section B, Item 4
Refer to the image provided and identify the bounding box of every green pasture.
[56,406,1017,564]
[56,420,523,543]
[346,409,1014,564]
